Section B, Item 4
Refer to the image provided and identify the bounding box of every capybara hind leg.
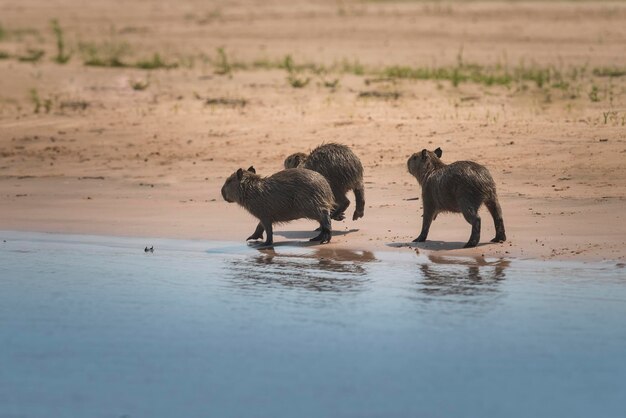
[247,222,265,241]
[311,210,332,243]
[462,209,481,248]
[485,198,506,242]
[331,193,350,221]
[352,186,365,220]
[413,205,434,242]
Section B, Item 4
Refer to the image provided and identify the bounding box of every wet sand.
[1,231,625,417]
[1,0,626,261]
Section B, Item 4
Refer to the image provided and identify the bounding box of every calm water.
[1,231,625,418]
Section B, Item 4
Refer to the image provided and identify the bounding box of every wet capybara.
[407,147,506,248]
[221,166,335,245]
[284,143,365,222]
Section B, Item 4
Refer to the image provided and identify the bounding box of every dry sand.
[1,0,625,261]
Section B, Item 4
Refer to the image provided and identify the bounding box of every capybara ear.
[421,149,428,159]
[247,166,256,174]
[434,147,442,158]
[236,168,244,180]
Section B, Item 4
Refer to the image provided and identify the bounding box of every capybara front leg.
[413,206,434,242]
[246,222,265,241]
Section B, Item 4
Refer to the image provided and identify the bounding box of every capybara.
[407,147,506,248]
[221,166,335,245]
[284,143,365,222]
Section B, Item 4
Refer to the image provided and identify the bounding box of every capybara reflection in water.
[407,148,506,248]
[221,166,335,245]
[284,143,365,222]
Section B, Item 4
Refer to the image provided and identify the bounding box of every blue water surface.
[0,231,625,418]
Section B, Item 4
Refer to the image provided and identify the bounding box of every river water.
[1,231,625,417]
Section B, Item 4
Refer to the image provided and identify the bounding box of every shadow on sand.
[273,228,359,240]
[388,240,491,251]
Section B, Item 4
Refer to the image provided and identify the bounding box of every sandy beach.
[1,0,625,261]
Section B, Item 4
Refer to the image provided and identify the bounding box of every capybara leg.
[263,222,274,246]
[331,193,350,221]
[352,186,365,221]
[485,198,507,243]
[462,209,481,248]
[311,210,332,244]
[413,206,434,242]
[246,222,265,241]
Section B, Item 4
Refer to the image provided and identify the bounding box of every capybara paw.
[331,212,346,221]
[246,234,263,241]
[413,235,426,243]
[490,235,506,243]
[352,210,364,221]
[463,241,478,248]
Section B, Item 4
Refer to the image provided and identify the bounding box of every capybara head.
[284,152,308,169]
[221,166,256,203]
[407,148,443,180]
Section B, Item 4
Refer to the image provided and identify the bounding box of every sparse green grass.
[29,88,52,113]
[134,53,177,70]
[214,47,233,75]
[341,59,365,76]
[358,90,401,100]
[59,100,89,111]
[0,24,40,42]
[287,73,310,88]
[79,41,175,70]
[51,19,71,64]
[18,49,45,63]
[589,85,600,102]
[323,78,340,89]
[130,78,150,91]
[0,51,9,59]
[204,97,247,107]
[593,67,626,78]
[80,41,130,67]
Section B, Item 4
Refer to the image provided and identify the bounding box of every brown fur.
[284,143,365,221]
[407,148,506,248]
[221,166,335,245]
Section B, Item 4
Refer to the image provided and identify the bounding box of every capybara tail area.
[352,184,365,221]
[485,197,506,243]
[310,209,332,244]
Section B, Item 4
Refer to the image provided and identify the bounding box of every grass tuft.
[80,41,129,67]
[358,90,400,100]
[18,49,45,63]
[130,78,150,91]
[593,67,626,78]
[51,19,71,64]
[134,53,177,70]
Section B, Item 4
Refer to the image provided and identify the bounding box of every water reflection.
[417,254,510,298]
[226,247,376,293]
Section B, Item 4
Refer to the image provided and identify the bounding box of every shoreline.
[2,229,625,269]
